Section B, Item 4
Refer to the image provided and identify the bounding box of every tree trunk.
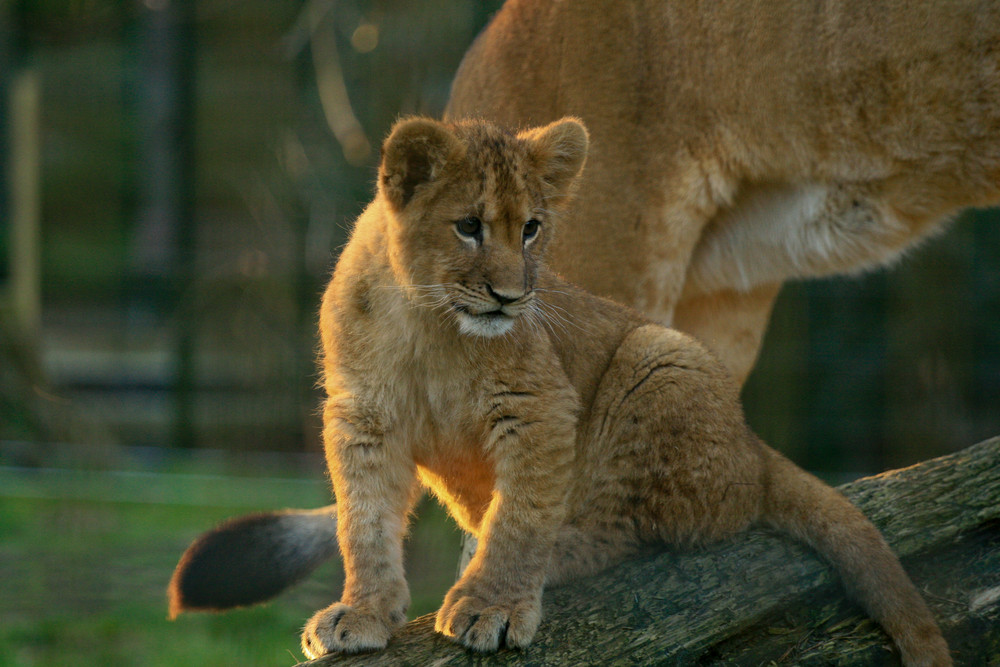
[299,437,1000,666]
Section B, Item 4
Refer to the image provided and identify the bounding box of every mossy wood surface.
[299,437,1000,666]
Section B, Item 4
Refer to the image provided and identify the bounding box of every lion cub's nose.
[486,284,523,305]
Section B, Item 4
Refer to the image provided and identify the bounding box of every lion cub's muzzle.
[452,285,535,338]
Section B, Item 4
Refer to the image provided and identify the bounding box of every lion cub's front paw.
[300,602,402,659]
[434,582,542,652]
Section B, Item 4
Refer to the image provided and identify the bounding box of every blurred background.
[0,1,997,665]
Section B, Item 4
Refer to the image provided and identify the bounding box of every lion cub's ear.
[379,118,465,211]
[520,118,589,194]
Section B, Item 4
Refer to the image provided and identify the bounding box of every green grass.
[0,468,462,666]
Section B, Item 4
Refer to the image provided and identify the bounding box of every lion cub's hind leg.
[545,523,644,587]
[553,324,948,665]
[548,324,766,586]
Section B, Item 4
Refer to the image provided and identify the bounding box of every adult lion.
[446,0,1000,385]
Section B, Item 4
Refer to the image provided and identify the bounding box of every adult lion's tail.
[168,505,339,618]
[760,448,951,667]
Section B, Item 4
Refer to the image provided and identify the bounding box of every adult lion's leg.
[550,159,726,328]
[672,283,783,388]
[673,180,911,384]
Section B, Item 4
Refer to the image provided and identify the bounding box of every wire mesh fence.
[1,0,998,476]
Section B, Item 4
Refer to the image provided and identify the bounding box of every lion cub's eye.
[455,216,483,241]
[522,219,541,243]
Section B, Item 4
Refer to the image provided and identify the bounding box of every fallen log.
[298,437,1000,666]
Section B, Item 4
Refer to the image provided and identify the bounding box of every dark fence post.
[0,1,10,278]
[132,0,198,448]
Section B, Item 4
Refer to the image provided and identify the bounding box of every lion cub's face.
[376,118,588,337]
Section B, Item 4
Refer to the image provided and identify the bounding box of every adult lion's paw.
[300,602,403,658]
[434,584,542,652]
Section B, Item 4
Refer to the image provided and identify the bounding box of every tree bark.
[298,437,1000,666]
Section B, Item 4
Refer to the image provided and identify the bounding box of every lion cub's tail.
[168,505,338,618]
[760,448,951,667]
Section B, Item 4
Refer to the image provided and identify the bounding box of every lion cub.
[169,118,949,666]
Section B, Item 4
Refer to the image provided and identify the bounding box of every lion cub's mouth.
[453,304,517,338]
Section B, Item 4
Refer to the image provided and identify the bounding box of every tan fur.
[296,117,949,665]
[445,0,1000,384]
